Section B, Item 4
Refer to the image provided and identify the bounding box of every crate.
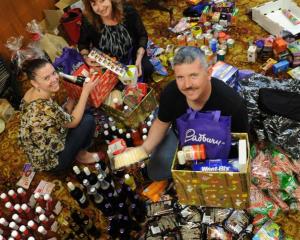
[171,133,250,209]
[101,88,158,129]
[62,69,118,108]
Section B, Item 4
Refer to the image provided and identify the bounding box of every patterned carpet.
[1,0,300,238]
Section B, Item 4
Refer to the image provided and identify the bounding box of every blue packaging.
[192,159,239,172]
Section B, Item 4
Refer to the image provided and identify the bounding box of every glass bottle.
[67,182,89,209]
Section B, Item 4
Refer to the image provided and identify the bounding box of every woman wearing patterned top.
[79,0,154,82]
[19,59,101,173]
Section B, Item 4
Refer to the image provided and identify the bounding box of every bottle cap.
[90,187,96,194]
[104,123,109,129]
[19,225,27,232]
[148,114,154,120]
[28,237,35,240]
[142,135,147,140]
[37,226,47,234]
[39,214,47,221]
[12,214,20,221]
[43,194,50,201]
[146,121,152,127]
[177,151,186,165]
[27,220,35,227]
[82,179,89,186]
[118,129,124,134]
[97,173,105,181]
[104,130,109,136]
[108,117,114,122]
[124,174,130,179]
[35,206,43,214]
[124,105,129,111]
[83,167,91,175]
[73,166,80,174]
[111,125,116,131]
[8,190,16,196]
[5,202,12,208]
[126,133,131,138]
[11,230,20,237]
[142,128,148,134]
[14,204,21,211]
[17,188,24,194]
[0,218,8,225]
[33,193,40,199]
[21,203,28,211]
[9,221,17,228]
[0,193,7,199]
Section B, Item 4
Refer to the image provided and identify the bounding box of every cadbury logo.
[184,129,225,145]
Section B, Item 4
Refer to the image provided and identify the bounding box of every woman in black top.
[79,0,154,82]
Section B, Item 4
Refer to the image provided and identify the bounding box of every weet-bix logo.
[184,129,225,145]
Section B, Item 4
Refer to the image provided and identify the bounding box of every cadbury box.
[101,88,157,129]
[62,69,118,108]
[171,133,250,209]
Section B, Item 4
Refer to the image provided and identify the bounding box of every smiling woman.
[79,0,154,82]
[18,59,105,174]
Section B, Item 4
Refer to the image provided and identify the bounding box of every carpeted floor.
[1,0,300,238]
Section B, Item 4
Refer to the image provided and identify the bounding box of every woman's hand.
[84,56,101,67]
[82,74,100,95]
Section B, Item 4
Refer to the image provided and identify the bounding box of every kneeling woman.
[19,59,101,174]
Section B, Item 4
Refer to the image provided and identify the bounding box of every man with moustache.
[141,46,249,181]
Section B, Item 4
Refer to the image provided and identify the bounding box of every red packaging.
[62,69,118,108]
[108,138,127,155]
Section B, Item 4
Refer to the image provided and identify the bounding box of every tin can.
[195,34,204,46]
[209,38,218,53]
[218,32,227,44]
[205,49,214,65]
[203,21,211,32]
[186,35,197,47]
[191,26,202,37]
[219,43,227,53]
[227,38,235,48]
[177,34,186,46]
[204,33,213,46]
[217,50,226,61]
[200,45,209,52]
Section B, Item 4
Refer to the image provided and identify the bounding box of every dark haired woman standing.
[19,59,102,174]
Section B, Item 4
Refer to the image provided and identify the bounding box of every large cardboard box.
[101,88,158,129]
[171,133,250,209]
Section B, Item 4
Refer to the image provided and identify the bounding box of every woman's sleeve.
[129,7,148,50]
[49,102,73,127]
[78,17,95,51]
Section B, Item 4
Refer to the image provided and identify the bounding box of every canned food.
[217,50,226,61]
[227,38,235,48]
[195,34,204,46]
[177,35,186,46]
[191,26,202,37]
[209,38,218,53]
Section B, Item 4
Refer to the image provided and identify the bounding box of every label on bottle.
[53,201,62,215]
[79,195,87,204]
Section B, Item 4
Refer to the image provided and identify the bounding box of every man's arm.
[142,118,171,155]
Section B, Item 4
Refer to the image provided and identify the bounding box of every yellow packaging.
[171,133,250,209]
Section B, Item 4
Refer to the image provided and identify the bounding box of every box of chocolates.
[62,69,118,108]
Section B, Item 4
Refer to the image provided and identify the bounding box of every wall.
[0,0,56,61]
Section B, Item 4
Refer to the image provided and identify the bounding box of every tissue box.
[62,69,118,108]
[171,133,250,209]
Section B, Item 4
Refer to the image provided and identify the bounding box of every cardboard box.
[171,133,250,209]
[62,70,118,108]
[101,88,158,128]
